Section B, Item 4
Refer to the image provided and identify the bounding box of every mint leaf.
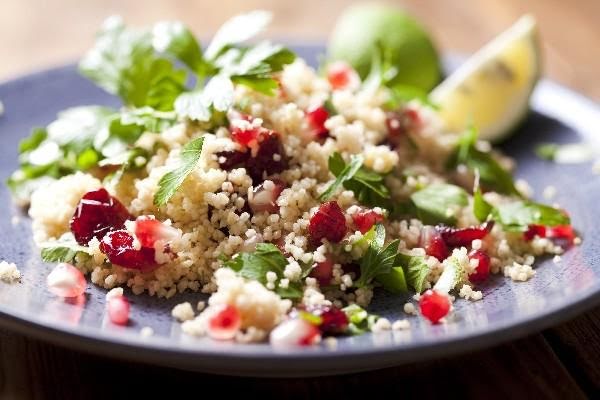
[356,224,400,287]
[223,243,302,299]
[319,153,364,201]
[154,136,205,206]
[79,16,186,110]
[40,236,92,263]
[410,183,468,225]
[204,10,272,60]
[375,266,408,293]
[321,152,391,208]
[491,200,570,232]
[152,21,208,75]
[473,177,493,223]
[174,75,234,121]
[448,126,519,196]
[395,253,430,293]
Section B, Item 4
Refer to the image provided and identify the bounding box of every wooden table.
[1,0,599,398]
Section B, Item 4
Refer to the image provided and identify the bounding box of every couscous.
[7,12,578,346]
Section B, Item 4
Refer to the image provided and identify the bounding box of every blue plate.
[1,46,600,377]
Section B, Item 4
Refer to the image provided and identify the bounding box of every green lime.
[328,4,442,92]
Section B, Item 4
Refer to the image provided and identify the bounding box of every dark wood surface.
[1,0,600,398]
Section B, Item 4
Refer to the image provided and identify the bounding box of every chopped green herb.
[410,183,468,225]
[491,200,570,232]
[153,136,205,206]
[473,175,493,223]
[174,75,235,121]
[152,21,210,76]
[40,235,92,263]
[355,224,400,287]
[342,304,379,335]
[396,253,430,293]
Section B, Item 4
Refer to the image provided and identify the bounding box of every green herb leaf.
[40,236,92,263]
[154,136,205,206]
[410,183,468,225]
[375,266,408,293]
[342,304,379,335]
[473,177,493,223]
[223,243,302,299]
[395,253,430,293]
[448,126,519,196]
[152,21,209,75]
[356,224,400,287]
[204,10,272,60]
[491,200,570,232]
[79,16,186,110]
[321,152,391,208]
[174,75,234,121]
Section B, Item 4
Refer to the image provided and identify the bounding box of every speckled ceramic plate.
[1,46,600,377]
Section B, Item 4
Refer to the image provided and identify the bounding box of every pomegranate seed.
[107,295,130,325]
[438,221,494,248]
[309,257,334,286]
[420,226,449,261]
[524,224,546,241]
[306,105,329,139]
[270,318,321,347]
[46,263,87,298]
[218,131,287,182]
[134,216,181,248]
[308,201,347,245]
[468,249,491,282]
[385,108,422,145]
[248,179,285,214]
[327,61,359,90]
[419,290,451,324]
[70,188,132,245]
[306,305,349,335]
[352,209,384,234]
[231,124,261,147]
[99,230,157,271]
[207,304,242,340]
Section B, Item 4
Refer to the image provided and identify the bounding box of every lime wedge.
[429,15,541,142]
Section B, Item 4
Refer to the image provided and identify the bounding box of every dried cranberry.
[468,249,491,282]
[437,221,494,248]
[99,230,157,271]
[308,201,347,245]
[306,105,329,139]
[420,226,449,261]
[70,188,131,245]
[419,290,450,324]
[352,209,384,234]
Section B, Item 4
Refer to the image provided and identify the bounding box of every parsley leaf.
[395,253,430,294]
[204,10,272,60]
[410,183,468,225]
[223,243,302,299]
[491,200,570,232]
[473,175,493,223]
[152,21,209,76]
[447,126,519,196]
[40,235,92,263]
[355,224,400,287]
[174,75,234,122]
[154,136,205,206]
[79,16,186,110]
[321,152,391,208]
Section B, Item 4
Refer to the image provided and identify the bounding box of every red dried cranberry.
[306,105,329,139]
[468,249,491,282]
[99,230,157,271]
[352,209,384,234]
[438,221,494,248]
[419,290,450,324]
[70,188,132,245]
[420,226,449,261]
[308,201,347,245]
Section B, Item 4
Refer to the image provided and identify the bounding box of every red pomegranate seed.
[385,108,422,142]
[107,296,130,325]
[352,209,384,234]
[70,188,132,245]
[46,263,87,298]
[248,179,285,214]
[524,224,575,246]
[327,61,359,90]
[309,257,334,286]
[468,249,491,283]
[306,305,349,335]
[438,221,494,248]
[308,201,347,245]
[99,230,157,271]
[524,224,546,241]
[419,290,451,324]
[231,124,261,147]
[134,216,181,248]
[270,318,321,347]
[420,226,449,261]
[207,304,241,340]
[306,105,329,139]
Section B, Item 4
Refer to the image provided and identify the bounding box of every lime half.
[430,15,541,142]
